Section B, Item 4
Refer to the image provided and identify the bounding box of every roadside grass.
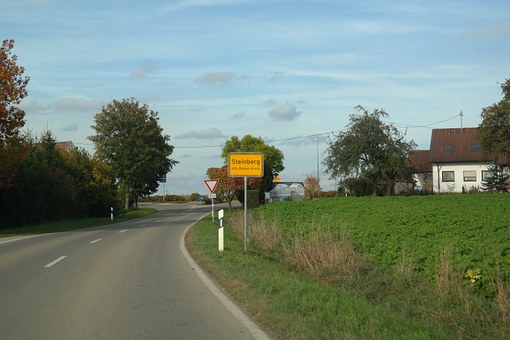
[0,208,157,237]
[186,212,454,339]
[188,195,510,339]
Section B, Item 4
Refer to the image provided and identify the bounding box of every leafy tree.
[304,175,321,199]
[478,78,510,161]
[323,106,416,196]
[0,39,30,189]
[0,132,74,227]
[221,135,284,202]
[89,98,178,209]
[0,39,29,145]
[61,146,119,216]
[0,139,26,189]
[0,131,120,229]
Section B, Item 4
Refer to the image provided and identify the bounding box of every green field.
[255,194,510,288]
[188,194,510,338]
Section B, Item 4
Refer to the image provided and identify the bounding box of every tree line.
[0,40,178,229]
[0,131,118,227]
[2,38,508,229]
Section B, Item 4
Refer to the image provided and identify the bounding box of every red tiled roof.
[429,128,484,163]
[432,127,510,164]
[410,128,508,168]
[55,141,75,151]
[409,150,431,172]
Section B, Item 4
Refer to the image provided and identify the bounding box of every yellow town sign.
[227,152,264,177]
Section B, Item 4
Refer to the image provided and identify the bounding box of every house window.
[443,146,452,153]
[472,145,480,152]
[463,170,476,182]
[482,170,492,182]
[442,171,455,182]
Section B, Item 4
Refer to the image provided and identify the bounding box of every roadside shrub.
[247,190,260,208]
[344,177,375,196]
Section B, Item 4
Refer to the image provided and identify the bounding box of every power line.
[173,113,463,149]
[391,113,462,129]
[66,113,465,150]
[175,144,225,149]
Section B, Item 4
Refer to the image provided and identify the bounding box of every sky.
[2,0,510,195]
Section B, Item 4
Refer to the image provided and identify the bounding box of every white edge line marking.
[44,256,67,268]
[0,234,47,245]
[119,229,128,233]
[90,238,102,244]
[180,214,270,340]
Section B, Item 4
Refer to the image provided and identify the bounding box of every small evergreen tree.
[481,163,509,192]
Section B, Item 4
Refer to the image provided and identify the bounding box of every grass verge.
[0,208,157,237]
[185,211,454,339]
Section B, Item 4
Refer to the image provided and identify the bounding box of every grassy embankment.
[0,207,157,237]
[186,194,510,339]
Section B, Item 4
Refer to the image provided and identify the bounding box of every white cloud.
[178,127,226,139]
[18,98,45,114]
[195,72,236,86]
[268,103,301,121]
[268,71,285,82]
[131,66,153,79]
[19,97,101,115]
[60,123,78,132]
[461,23,510,39]
[263,98,278,106]
[54,97,102,113]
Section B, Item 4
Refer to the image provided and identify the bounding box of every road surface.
[0,202,268,340]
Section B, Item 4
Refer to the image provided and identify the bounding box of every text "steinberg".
[231,159,261,166]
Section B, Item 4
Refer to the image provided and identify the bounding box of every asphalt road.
[0,202,268,340]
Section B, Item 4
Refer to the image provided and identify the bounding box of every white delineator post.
[218,209,224,252]
[110,207,113,221]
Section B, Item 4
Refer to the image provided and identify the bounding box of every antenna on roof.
[460,111,463,132]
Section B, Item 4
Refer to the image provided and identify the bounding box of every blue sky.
[2,0,509,194]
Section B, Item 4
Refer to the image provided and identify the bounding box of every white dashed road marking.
[44,256,67,268]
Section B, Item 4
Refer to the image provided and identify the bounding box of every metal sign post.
[243,176,248,251]
[227,152,264,252]
[204,180,219,223]
[209,193,216,223]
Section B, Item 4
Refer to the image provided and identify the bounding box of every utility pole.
[316,137,320,180]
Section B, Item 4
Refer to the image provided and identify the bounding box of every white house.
[411,128,508,193]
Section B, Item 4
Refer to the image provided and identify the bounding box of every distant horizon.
[3,0,508,194]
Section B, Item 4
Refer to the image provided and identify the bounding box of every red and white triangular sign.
[204,179,219,193]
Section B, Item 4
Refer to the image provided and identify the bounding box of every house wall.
[413,173,433,192]
[432,162,489,193]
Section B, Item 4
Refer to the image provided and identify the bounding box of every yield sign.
[204,179,219,193]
